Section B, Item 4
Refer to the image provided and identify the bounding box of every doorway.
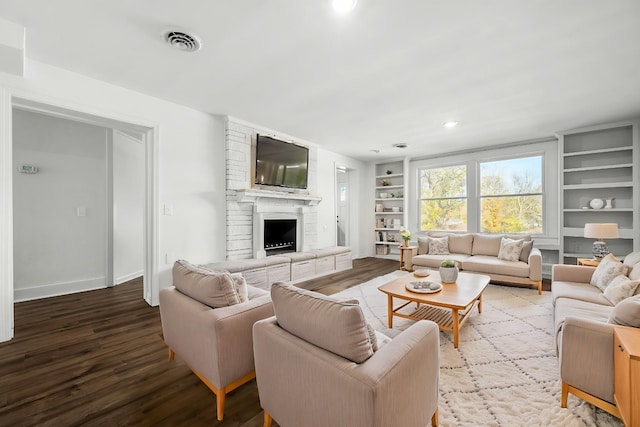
[336,167,350,246]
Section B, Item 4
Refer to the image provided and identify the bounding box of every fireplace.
[264,219,297,255]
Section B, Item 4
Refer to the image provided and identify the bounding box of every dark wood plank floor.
[0,257,398,427]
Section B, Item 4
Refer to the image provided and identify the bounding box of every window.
[419,165,467,231]
[480,156,543,234]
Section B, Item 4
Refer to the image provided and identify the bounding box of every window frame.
[417,163,469,232]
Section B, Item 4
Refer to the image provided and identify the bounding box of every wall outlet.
[77,207,86,217]
[165,253,174,265]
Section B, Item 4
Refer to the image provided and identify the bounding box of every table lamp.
[583,223,619,259]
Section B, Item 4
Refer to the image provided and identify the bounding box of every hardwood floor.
[0,257,398,427]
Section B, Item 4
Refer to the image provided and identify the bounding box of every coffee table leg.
[478,294,483,313]
[452,309,459,348]
[387,294,393,328]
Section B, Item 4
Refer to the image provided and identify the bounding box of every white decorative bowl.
[589,198,605,209]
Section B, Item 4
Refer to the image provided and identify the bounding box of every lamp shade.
[584,223,619,239]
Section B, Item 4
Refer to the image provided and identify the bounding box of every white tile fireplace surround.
[253,204,307,259]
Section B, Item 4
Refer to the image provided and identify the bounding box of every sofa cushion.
[230,272,249,303]
[497,237,524,262]
[603,275,640,305]
[461,255,530,278]
[471,234,503,256]
[428,236,450,255]
[623,252,640,268]
[590,254,628,292]
[270,282,373,363]
[417,237,429,255]
[609,294,640,327]
[551,280,612,306]
[172,260,241,308]
[412,254,471,269]
[430,232,473,255]
[519,240,534,262]
[555,297,613,340]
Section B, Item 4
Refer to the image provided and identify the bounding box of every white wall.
[0,58,226,335]
[12,109,107,301]
[113,129,144,284]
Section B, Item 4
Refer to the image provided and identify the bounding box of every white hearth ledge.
[236,188,321,206]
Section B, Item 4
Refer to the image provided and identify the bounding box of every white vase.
[605,198,614,209]
[439,266,458,283]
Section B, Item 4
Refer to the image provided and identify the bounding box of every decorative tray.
[406,281,442,294]
[413,269,430,277]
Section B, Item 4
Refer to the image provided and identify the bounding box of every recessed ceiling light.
[443,121,458,128]
[332,0,358,14]
[393,143,408,148]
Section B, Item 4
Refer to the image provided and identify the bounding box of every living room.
[0,1,639,426]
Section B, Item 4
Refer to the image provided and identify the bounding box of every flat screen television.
[255,134,309,189]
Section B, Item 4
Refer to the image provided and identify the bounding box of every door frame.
[0,87,159,342]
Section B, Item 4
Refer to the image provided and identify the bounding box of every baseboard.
[115,270,143,285]
[14,277,107,302]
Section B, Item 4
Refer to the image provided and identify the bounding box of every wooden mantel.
[235,188,322,206]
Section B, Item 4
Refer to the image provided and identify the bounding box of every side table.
[399,246,417,272]
[577,258,601,267]
[614,327,640,427]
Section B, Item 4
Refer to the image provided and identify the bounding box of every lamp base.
[592,241,609,259]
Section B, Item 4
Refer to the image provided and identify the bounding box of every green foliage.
[440,259,456,268]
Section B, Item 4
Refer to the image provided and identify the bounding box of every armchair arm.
[253,319,439,427]
[552,264,596,284]
[159,287,273,388]
[560,316,615,404]
[528,247,542,281]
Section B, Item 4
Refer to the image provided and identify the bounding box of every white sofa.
[410,232,543,294]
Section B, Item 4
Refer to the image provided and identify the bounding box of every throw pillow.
[373,330,393,350]
[609,294,640,327]
[172,260,241,308]
[417,237,429,255]
[429,236,450,255]
[497,237,524,262]
[519,240,534,262]
[366,322,378,351]
[590,253,628,292]
[270,282,374,363]
[230,272,249,303]
[603,275,640,305]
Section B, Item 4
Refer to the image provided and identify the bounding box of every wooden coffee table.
[378,271,490,348]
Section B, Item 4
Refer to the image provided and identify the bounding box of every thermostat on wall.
[18,164,39,174]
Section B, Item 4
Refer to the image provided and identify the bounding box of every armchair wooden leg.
[561,382,568,408]
[431,408,438,426]
[168,348,175,361]
[216,391,225,421]
[263,411,273,427]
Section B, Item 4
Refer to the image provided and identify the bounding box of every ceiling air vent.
[163,30,202,52]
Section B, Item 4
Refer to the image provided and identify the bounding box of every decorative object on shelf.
[584,223,619,259]
[379,192,388,198]
[589,198,605,210]
[391,207,400,212]
[605,198,614,209]
[386,169,393,175]
[400,227,411,246]
[439,259,459,283]
[375,204,384,212]
[397,191,403,198]
[381,179,390,186]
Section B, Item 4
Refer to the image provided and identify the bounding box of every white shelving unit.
[558,121,639,264]
[374,161,406,257]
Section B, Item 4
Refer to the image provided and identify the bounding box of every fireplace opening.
[264,219,297,255]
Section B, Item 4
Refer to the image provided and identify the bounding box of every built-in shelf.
[563,227,635,238]
[376,185,403,190]
[375,227,400,231]
[563,208,633,212]
[375,212,404,215]
[375,198,404,201]
[375,173,403,179]
[564,163,634,173]
[375,241,401,246]
[236,189,322,205]
[563,146,633,157]
[563,182,633,190]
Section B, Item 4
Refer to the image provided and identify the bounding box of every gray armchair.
[159,282,273,420]
[253,282,440,427]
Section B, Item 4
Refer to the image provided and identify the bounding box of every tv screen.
[255,135,309,189]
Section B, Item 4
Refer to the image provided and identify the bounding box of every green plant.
[440,259,456,268]
[386,169,393,175]
[400,227,411,242]
[381,179,390,186]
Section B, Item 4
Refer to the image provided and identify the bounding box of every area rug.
[332,271,623,427]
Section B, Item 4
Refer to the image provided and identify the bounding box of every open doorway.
[336,167,351,247]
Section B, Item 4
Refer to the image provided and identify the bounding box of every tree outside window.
[419,165,467,231]
[480,156,543,234]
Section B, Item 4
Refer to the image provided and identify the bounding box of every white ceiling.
[1,0,639,161]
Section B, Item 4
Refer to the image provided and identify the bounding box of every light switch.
[164,204,174,216]
[77,207,86,217]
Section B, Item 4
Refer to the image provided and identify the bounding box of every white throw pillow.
[230,272,249,303]
[590,254,628,292]
[428,236,450,255]
[497,237,524,262]
[603,275,640,305]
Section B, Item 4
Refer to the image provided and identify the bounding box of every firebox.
[263,219,297,255]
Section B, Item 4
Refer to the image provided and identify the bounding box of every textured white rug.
[332,271,623,427]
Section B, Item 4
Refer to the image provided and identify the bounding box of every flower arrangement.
[381,179,391,186]
[400,227,411,245]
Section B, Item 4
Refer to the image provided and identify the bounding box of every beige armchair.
[253,282,440,427]
[159,261,274,420]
